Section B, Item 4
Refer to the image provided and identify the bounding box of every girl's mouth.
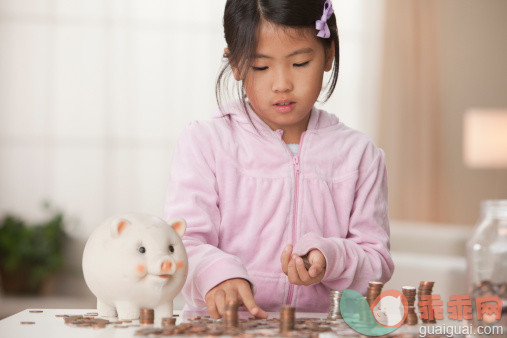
[274,102,296,113]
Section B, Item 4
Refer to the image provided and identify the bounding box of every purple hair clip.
[316,0,334,38]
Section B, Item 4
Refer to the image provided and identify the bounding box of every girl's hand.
[205,278,268,319]
[280,245,326,286]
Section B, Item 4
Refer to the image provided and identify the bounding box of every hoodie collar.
[212,100,339,138]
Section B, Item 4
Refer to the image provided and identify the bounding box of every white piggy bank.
[82,214,188,320]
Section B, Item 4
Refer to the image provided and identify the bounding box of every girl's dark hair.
[215,0,340,114]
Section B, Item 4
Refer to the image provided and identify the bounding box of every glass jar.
[466,200,507,335]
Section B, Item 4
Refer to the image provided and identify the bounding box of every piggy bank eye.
[138,246,146,254]
[169,245,174,253]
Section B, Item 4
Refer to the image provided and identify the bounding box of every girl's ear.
[231,66,241,81]
[225,47,241,81]
[324,41,335,72]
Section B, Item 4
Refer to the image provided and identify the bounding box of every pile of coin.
[327,290,342,320]
[223,301,239,327]
[140,308,154,325]
[279,305,295,332]
[161,317,177,328]
[63,315,111,328]
[53,310,378,336]
[366,281,384,306]
[418,281,436,324]
[402,286,418,325]
[471,280,507,299]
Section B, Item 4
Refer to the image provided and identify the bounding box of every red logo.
[370,290,409,328]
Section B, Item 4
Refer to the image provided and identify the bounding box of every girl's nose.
[272,68,293,93]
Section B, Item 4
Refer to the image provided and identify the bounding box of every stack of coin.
[279,305,295,332]
[402,286,417,325]
[497,282,507,299]
[139,308,154,325]
[161,317,176,328]
[327,290,342,320]
[366,281,384,306]
[474,280,495,297]
[418,281,435,324]
[223,301,239,327]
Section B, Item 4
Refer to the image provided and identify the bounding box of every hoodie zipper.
[285,131,306,306]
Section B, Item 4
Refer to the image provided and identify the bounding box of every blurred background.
[0,0,506,319]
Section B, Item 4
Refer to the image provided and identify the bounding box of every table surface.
[0,309,336,338]
[0,308,492,338]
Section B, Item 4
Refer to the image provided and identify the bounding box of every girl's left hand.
[280,245,326,286]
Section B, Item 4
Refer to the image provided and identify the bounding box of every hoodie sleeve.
[164,121,254,309]
[293,146,394,294]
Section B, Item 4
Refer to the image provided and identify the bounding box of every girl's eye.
[252,66,268,71]
[169,245,175,253]
[138,246,146,254]
[294,61,310,67]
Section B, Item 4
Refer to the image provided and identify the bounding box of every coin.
[327,290,342,320]
[418,281,436,324]
[404,305,418,326]
[402,286,417,305]
[139,308,154,325]
[366,281,384,306]
[224,301,239,327]
[279,305,295,332]
[162,317,177,327]
[60,314,114,328]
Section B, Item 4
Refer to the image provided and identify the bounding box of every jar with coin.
[466,199,507,334]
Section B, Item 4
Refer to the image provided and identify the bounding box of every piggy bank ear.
[168,218,186,238]
[110,218,129,238]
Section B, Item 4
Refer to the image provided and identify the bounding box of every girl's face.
[232,20,334,135]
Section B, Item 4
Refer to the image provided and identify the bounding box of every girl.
[164,0,394,319]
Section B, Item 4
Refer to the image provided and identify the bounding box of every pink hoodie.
[163,101,394,313]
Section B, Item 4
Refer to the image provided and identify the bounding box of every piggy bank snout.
[160,259,174,274]
[152,256,177,276]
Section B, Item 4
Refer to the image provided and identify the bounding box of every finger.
[225,288,239,305]
[309,250,326,268]
[206,295,220,319]
[237,284,268,319]
[309,264,323,278]
[295,256,311,284]
[280,244,293,275]
[215,289,226,316]
[287,257,302,285]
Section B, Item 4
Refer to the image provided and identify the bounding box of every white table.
[0,308,331,338]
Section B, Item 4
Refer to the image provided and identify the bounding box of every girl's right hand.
[205,278,268,319]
